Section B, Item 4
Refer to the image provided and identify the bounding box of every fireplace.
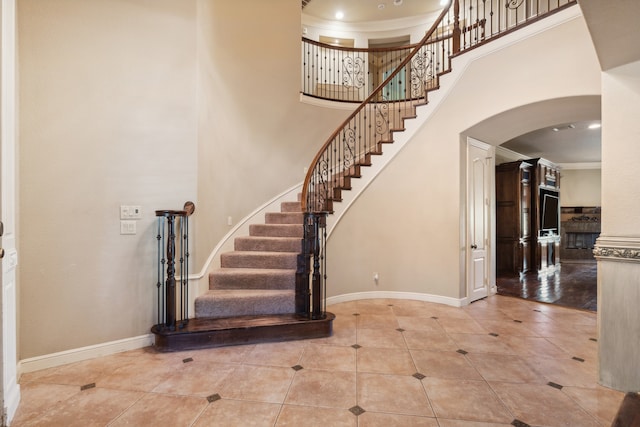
[560,207,601,261]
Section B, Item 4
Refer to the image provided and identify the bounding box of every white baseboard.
[19,334,154,376]
[326,291,465,308]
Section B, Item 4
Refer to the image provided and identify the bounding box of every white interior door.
[1,0,21,422]
[467,138,494,303]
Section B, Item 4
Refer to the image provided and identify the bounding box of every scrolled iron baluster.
[343,126,356,168]
[410,48,434,99]
[506,0,524,9]
[342,56,365,89]
[374,103,390,136]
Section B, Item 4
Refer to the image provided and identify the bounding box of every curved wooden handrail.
[301,1,454,212]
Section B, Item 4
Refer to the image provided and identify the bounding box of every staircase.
[195,201,302,318]
[152,198,334,352]
[151,0,578,351]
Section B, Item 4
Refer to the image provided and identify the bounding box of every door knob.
[471,244,477,249]
[0,248,4,259]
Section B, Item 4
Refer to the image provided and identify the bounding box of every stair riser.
[209,271,295,290]
[249,224,303,238]
[265,212,303,224]
[195,292,295,318]
[220,253,298,269]
[280,202,302,213]
[234,237,301,252]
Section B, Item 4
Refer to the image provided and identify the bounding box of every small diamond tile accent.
[413,372,426,380]
[388,304,394,307]
[80,383,96,391]
[489,332,499,337]
[547,381,563,390]
[533,309,541,312]
[353,313,360,316]
[456,349,468,355]
[207,393,221,403]
[349,405,366,416]
[292,365,304,371]
[572,356,585,363]
[183,357,194,363]
[396,328,405,332]
[351,344,362,349]
[513,319,523,323]
[512,420,531,427]
[431,316,439,320]
[590,338,598,342]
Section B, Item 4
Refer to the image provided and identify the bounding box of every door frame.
[1,0,21,423]
[465,137,496,303]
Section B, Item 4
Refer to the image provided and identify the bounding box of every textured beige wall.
[560,169,602,207]
[18,0,352,359]
[194,0,351,269]
[18,0,198,358]
[327,14,601,300]
[601,60,640,237]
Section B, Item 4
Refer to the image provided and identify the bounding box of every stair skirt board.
[151,312,335,352]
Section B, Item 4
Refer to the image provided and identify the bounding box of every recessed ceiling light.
[552,128,559,132]
[335,10,344,19]
[393,0,403,6]
[378,3,386,10]
[588,123,601,129]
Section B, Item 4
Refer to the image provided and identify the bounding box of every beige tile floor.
[13,295,625,426]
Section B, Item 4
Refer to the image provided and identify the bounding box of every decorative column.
[594,60,640,392]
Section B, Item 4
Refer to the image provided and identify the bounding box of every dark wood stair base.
[151,312,335,352]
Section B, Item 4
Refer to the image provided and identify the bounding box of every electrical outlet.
[120,205,142,219]
[120,220,136,235]
[129,205,142,219]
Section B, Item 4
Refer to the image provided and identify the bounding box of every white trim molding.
[327,291,465,308]
[19,334,154,376]
[594,236,640,263]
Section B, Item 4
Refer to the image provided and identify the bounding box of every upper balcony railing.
[302,0,576,103]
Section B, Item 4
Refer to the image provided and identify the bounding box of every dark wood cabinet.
[496,161,532,276]
[529,158,561,273]
[496,158,561,276]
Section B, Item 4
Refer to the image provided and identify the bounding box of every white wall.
[18,0,198,359]
[560,168,601,207]
[195,0,353,269]
[327,11,601,300]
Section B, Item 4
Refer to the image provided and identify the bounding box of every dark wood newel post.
[453,0,461,54]
[154,201,195,331]
[165,214,177,326]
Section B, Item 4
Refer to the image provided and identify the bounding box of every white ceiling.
[303,0,443,23]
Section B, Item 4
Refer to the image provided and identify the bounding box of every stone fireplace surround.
[560,206,601,261]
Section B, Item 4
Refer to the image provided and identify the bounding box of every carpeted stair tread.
[249,223,303,238]
[234,236,301,252]
[195,289,295,318]
[220,251,298,269]
[209,268,295,290]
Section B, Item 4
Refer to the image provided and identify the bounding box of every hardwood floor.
[496,261,597,312]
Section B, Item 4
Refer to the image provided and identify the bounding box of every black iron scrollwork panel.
[506,0,525,9]
[410,48,435,98]
[342,56,366,89]
[374,103,389,136]
[342,127,357,168]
